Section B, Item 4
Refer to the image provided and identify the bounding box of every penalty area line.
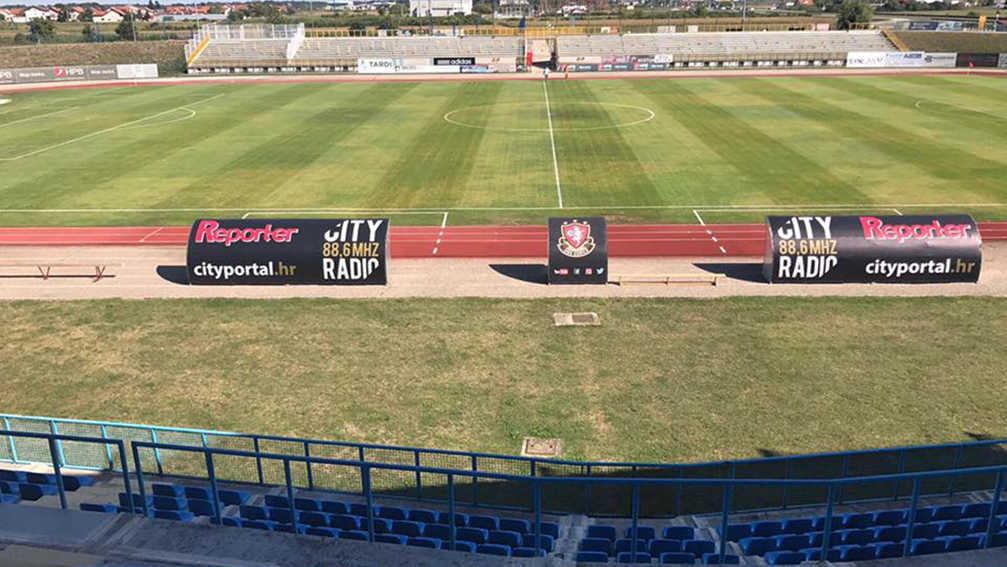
[543,80,563,209]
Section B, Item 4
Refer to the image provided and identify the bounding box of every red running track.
[1,223,1005,258]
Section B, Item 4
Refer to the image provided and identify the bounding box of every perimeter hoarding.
[956,53,999,68]
[764,215,981,284]
[0,64,155,85]
[186,218,388,285]
[548,217,608,285]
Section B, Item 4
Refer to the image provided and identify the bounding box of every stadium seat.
[841,513,874,529]
[912,507,936,523]
[449,541,477,553]
[321,500,349,515]
[912,523,941,540]
[456,527,489,544]
[392,520,424,537]
[184,486,211,500]
[339,530,368,541]
[80,503,117,513]
[969,517,990,533]
[808,530,843,547]
[615,538,651,555]
[842,528,875,545]
[939,519,971,537]
[407,536,440,549]
[751,521,784,537]
[875,525,908,542]
[934,505,963,521]
[476,543,511,556]
[267,507,293,523]
[576,551,610,563]
[377,506,406,520]
[663,526,694,540]
[374,533,406,545]
[263,494,289,508]
[962,502,992,519]
[702,553,740,564]
[368,517,392,533]
[295,497,321,512]
[188,499,215,517]
[947,535,982,552]
[684,540,714,556]
[780,518,813,534]
[152,496,186,511]
[500,517,530,534]
[242,520,272,531]
[649,538,682,555]
[513,547,546,557]
[118,493,151,508]
[659,551,695,563]
[153,509,194,522]
[0,471,27,483]
[775,534,810,551]
[911,538,947,555]
[305,527,338,538]
[150,483,184,497]
[329,514,360,531]
[0,482,16,494]
[521,532,554,552]
[0,493,19,504]
[876,541,904,558]
[625,525,656,540]
[579,537,612,555]
[469,514,499,531]
[423,523,452,540]
[841,545,876,561]
[349,502,370,517]
[221,517,242,527]
[617,551,652,563]
[488,529,521,548]
[873,509,907,526]
[588,524,618,541]
[217,488,249,506]
[987,532,1007,547]
[300,511,330,527]
[541,521,561,538]
[437,511,469,526]
[719,524,751,541]
[801,547,841,561]
[738,536,777,555]
[407,508,437,524]
[764,551,804,565]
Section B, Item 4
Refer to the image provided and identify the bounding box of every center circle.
[444,101,655,132]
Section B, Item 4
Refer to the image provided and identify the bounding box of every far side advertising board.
[186,218,388,285]
[764,215,981,284]
[547,217,608,285]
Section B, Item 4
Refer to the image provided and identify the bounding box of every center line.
[543,80,563,208]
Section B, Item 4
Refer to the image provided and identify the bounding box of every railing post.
[838,455,849,504]
[585,464,592,516]
[894,450,906,500]
[948,444,963,496]
[116,441,134,516]
[719,482,734,566]
[782,459,792,509]
[448,473,457,551]
[48,421,67,468]
[471,455,479,506]
[630,484,640,558]
[253,437,264,485]
[2,417,18,463]
[903,478,921,558]
[132,443,150,517]
[982,471,1003,549]
[100,424,114,469]
[284,458,298,535]
[205,449,221,525]
[150,429,164,476]
[362,465,375,543]
[303,442,314,491]
[358,447,367,497]
[47,436,67,509]
[821,484,835,561]
[414,451,423,500]
[533,479,542,556]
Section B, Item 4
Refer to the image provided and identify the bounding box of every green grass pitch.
[1,74,1006,227]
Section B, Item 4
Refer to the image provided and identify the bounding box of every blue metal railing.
[0,430,134,511]
[130,439,1007,565]
[4,413,1007,514]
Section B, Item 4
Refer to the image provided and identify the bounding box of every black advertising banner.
[547,217,608,284]
[764,215,981,284]
[956,53,999,68]
[434,57,475,66]
[186,218,388,285]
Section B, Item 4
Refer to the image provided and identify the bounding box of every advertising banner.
[909,21,939,30]
[763,215,981,284]
[0,69,13,85]
[921,52,957,68]
[547,217,608,285]
[434,57,475,66]
[357,58,460,74]
[186,218,389,285]
[116,63,159,79]
[87,65,119,79]
[884,51,925,67]
[999,53,1007,68]
[0,64,156,84]
[846,52,888,68]
[956,53,999,68]
[357,58,399,74]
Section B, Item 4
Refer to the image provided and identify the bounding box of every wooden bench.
[616,273,725,287]
[0,263,117,282]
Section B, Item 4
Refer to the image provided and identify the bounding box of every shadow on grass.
[694,262,765,283]
[490,264,548,285]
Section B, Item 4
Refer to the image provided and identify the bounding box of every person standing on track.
[543,67,550,81]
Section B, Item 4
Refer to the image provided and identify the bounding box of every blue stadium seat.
[437,511,469,527]
[839,545,875,561]
[576,551,609,563]
[521,532,554,552]
[615,538,650,556]
[579,537,612,555]
[407,508,438,524]
[305,527,338,538]
[295,497,321,512]
[873,509,907,526]
[513,547,546,557]
[649,539,682,555]
[300,511,330,527]
[151,483,185,497]
[349,502,370,517]
[407,536,440,549]
[780,519,814,535]
[911,523,941,540]
[488,529,521,548]
[0,494,18,504]
[934,505,963,521]
[841,513,874,530]
[911,538,946,555]
[369,517,393,533]
[912,507,936,523]
[152,496,186,511]
[423,523,452,540]
[969,517,989,533]
[218,489,250,506]
[660,551,695,564]
[118,493,151,508]
[267,507,293,523]
[663,526,695,540]
[842,528,875,545]
[719,524,751,541]
[988,532,1007,548]
[221,517,242,527]
[374,533,406,545]
[876,541,903,558]
[0,481,17,494]
[500,517,530,534]
[684,540,714,556]
[263,494,289,508]
[321,500,349,515]
[947,535,982,552]
[242,520,272,531]
[329,514,360,531]
[588,524,618,541]
[0,471,27,483]
[477,543,511,556]
[273,523,296,533]
[738,536,777,555]
[961,503,991,519]
[616,551,651,564]
[457,527,489,544]
[808,531,843,547]
[875,525,908,542]
[469,515,499,531]
[188,499,216,517]
[751,521,784,538]
[79,503,118,514]
[392,520,424,537]
[764,551,804,565]
[339,530,368,541]
[184,486,211,500]
[541,521,561,539]
[625,525,656,541]
[939,519,971,537]
[377,506,407,521]
[775,534,810,551]
[449,540,477,553]
[701,553,740,564]
[801,547,840,561]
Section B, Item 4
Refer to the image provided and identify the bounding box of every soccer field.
[1,74,1006,227]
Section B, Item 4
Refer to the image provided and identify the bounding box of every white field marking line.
[432,211,449,255]
[443,102,656,133]
[120,107,197,131]
[0,94,225,162]
[693,209,726,255]
[543,81,563,209]
[0,106,77,130]
[240,210,447,219]
[139,226,166,243]
[893,208,903,215]
[3,203,1007,215]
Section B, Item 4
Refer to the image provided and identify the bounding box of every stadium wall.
[0,41,186,76]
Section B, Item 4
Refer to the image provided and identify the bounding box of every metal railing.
[4,413,1007,515]
[129,439,1007,564]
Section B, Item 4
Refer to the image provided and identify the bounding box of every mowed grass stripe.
[887,75,1007,110]
[634,79,873,205]
[373,82,504,207]
[751,79,1007,201]
[549,80,660,207]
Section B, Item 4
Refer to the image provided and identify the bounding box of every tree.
[836,0,872,29]
[472,2,493,13]
[57,5,71,21]
[28,19,55,43]
[116,13,137,40]
[82,7,94,21]
[81,23,93,41]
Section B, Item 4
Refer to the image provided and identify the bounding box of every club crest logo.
[557,220,596,258]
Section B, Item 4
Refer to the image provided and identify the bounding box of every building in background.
[409,0,473,16]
